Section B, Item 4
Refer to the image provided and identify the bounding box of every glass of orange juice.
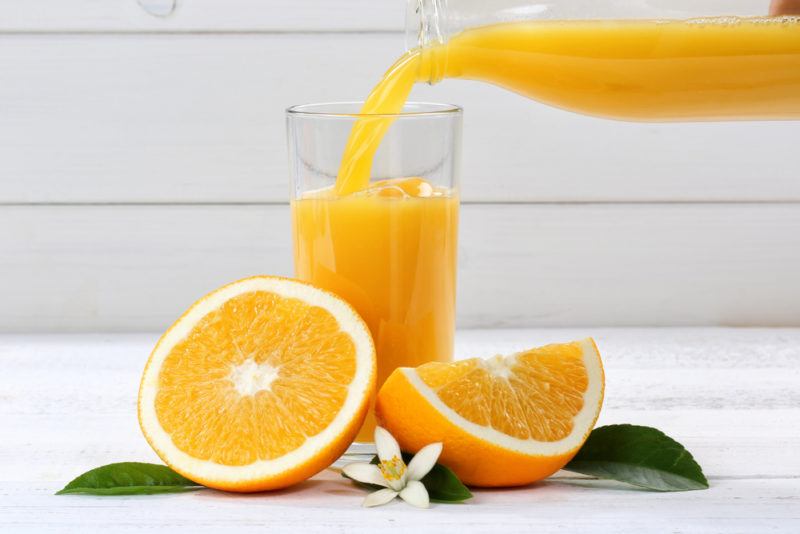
[287,102,462,445]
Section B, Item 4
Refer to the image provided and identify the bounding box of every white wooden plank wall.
[1,1,799,331]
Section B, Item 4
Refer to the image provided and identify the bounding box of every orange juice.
[336,16,800,194]
[292,178,459,440]
[315,15,800,437]
[444,17,800,122]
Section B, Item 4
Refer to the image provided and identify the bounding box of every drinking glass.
[287,102,462,445]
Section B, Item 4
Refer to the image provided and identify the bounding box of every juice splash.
[336,16,800,194]
[292,179,459,441]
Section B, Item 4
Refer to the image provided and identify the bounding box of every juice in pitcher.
[336,3,800,194]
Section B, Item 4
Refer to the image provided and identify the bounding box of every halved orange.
[375,339,604,487]
[138,276,376,492]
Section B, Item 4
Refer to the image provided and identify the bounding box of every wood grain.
[1,34,799,204]
[0,0,401,32]
[2,203,799,331]
[2,4,800,330]
[1,330,798,532]
[0,0,763,33]
[2,478,797,534]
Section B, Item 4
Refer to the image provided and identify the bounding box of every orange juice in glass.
[287,102,461,442]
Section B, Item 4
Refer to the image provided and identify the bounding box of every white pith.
[483,353,517,379]
[229,358,279,396]
[138,276,375,484]
[403,338,604,456]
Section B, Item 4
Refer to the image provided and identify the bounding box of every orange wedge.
[138,276,376,492]
[375,339,604,487]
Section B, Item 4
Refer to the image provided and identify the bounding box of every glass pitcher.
[406,0,800,120]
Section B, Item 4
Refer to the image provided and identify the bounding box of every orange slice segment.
[375,339,604,487]
[138,276,376,492]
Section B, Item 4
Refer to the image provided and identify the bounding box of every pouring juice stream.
[336,16,800,195]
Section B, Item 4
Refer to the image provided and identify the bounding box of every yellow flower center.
[379,456,406,481]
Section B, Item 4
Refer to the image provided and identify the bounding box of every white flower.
[342,426,443,508]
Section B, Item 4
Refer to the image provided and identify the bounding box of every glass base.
[332,441,377,468]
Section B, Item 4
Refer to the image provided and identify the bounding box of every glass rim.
[286,101,462,119]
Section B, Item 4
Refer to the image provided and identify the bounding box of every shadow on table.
[472,477,647,496]
[193,479,337,500]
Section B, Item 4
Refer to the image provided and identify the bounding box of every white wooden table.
[2,329,799,533]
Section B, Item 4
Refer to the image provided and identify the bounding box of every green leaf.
[564,424,709,491]
[342,453,472,503]
[56,462,203,495]
[414,457,473,503]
